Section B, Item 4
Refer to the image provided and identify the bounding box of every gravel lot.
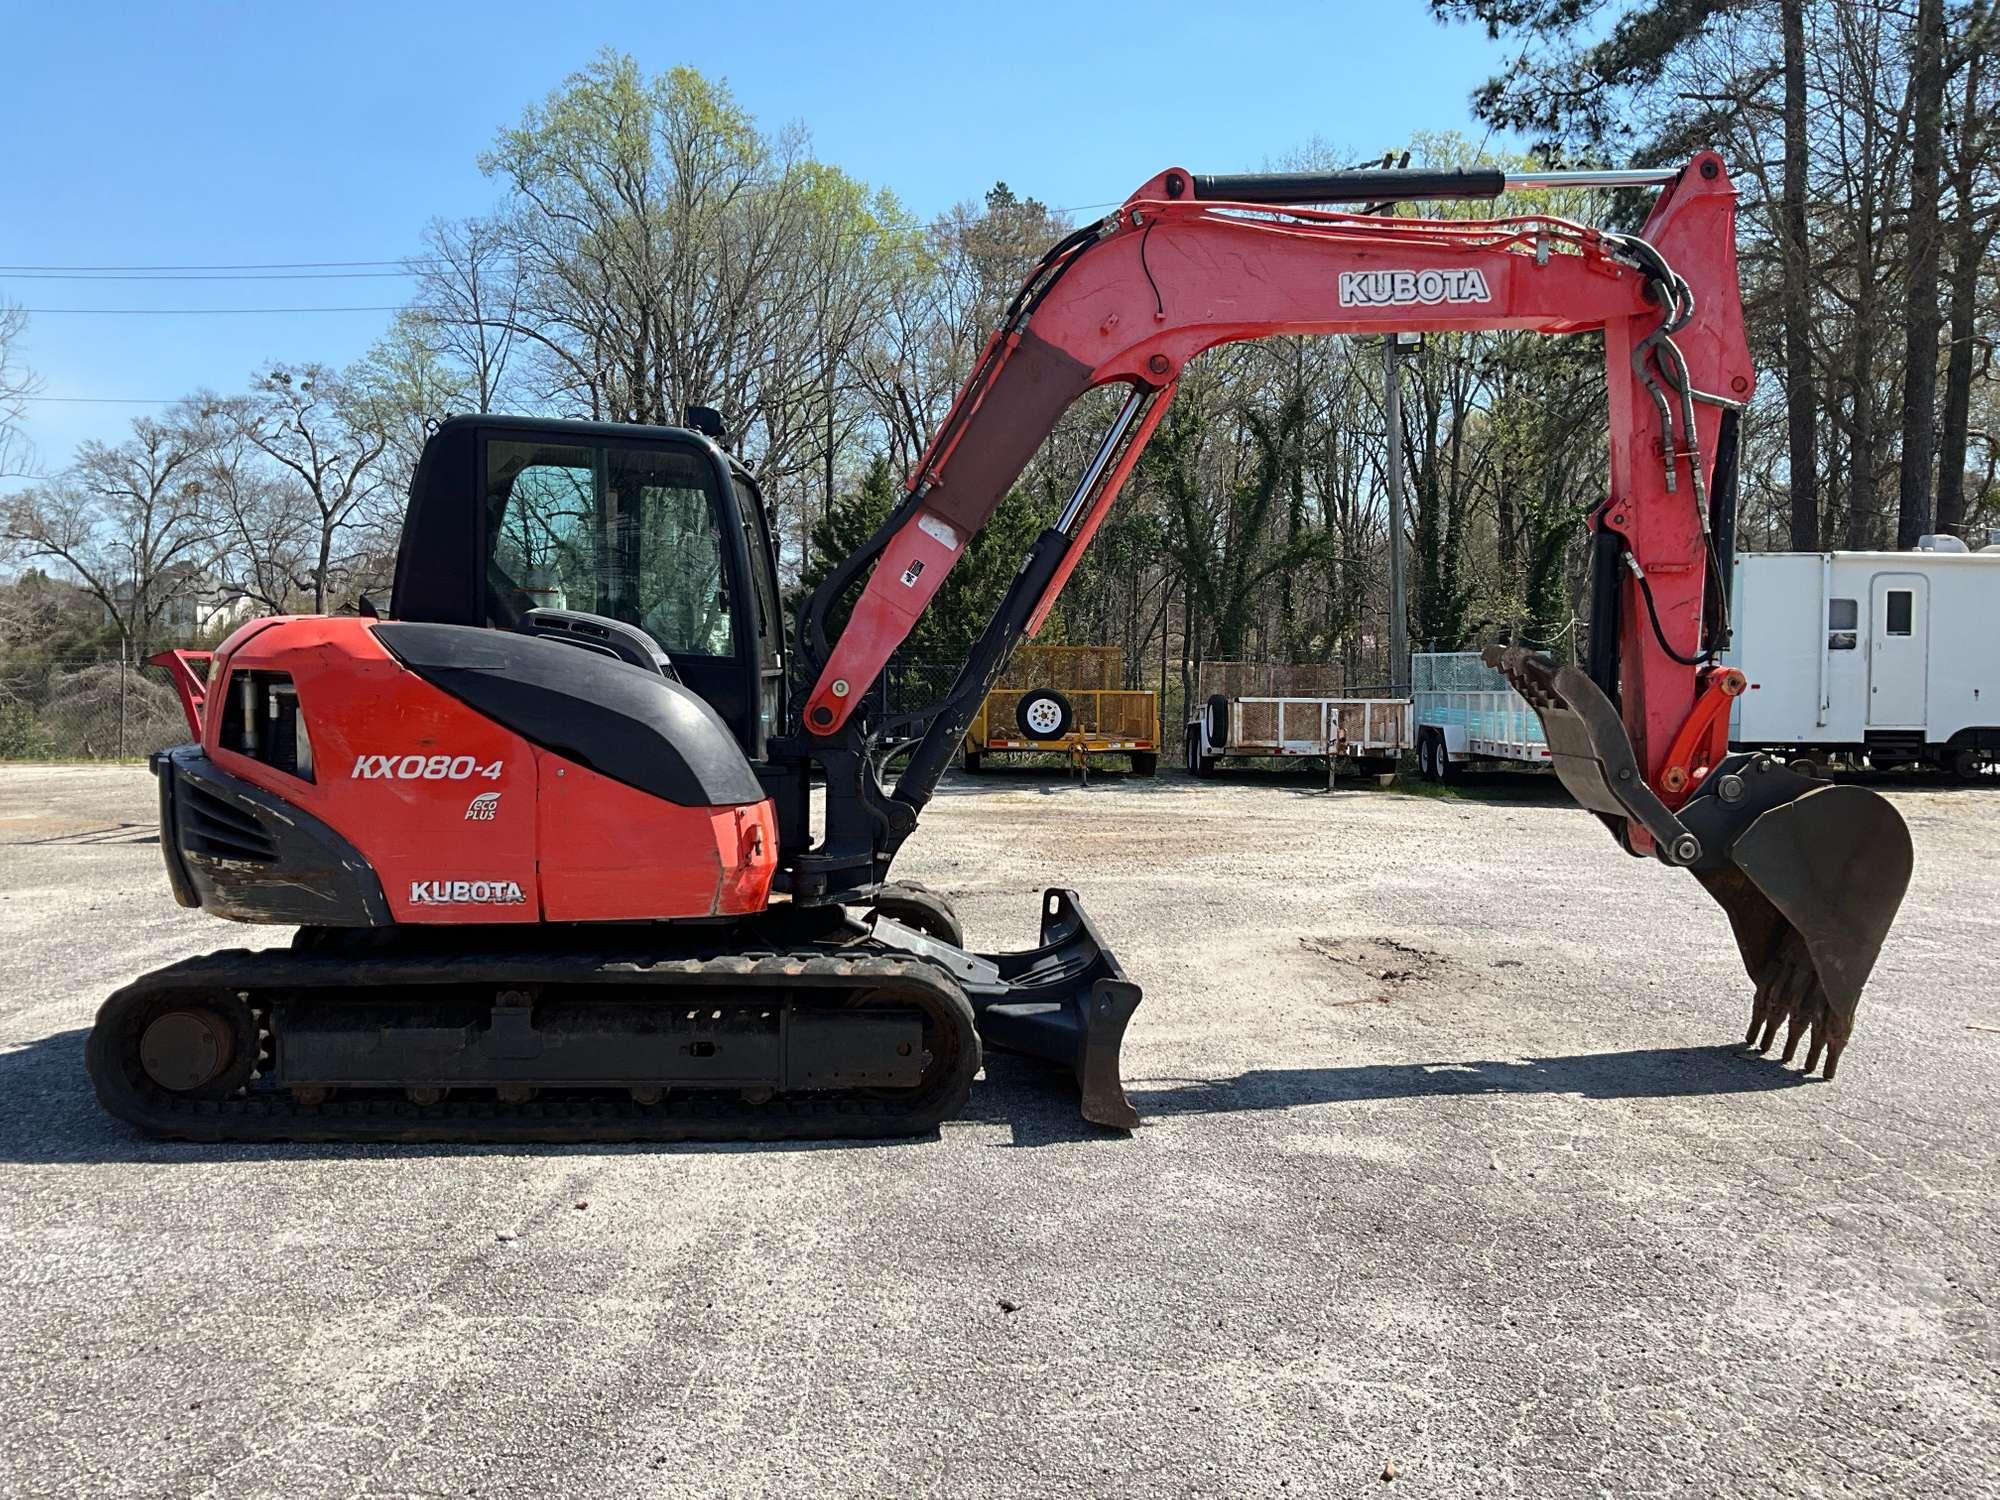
[0,761,1994,1499]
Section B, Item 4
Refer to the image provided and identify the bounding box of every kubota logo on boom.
[409,879,526,905]
[1338,268,1493,307]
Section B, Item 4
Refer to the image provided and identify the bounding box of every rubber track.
[86,945,979,1144]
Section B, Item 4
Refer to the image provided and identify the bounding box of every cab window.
[485,438,735,658]
[731,472,783,663]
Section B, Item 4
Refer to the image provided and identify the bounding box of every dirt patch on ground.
[1298,935,1448,1004]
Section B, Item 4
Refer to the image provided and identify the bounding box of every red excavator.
[96,152,1911,1142]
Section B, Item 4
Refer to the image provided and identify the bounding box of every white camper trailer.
[1724,542,1999,777]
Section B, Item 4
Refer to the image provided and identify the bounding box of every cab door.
[1867,573,1928,727]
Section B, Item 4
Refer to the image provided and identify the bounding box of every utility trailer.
[1411,651,1551,780]
[963,644,1160,775]
[1723,542,2000,778]
[1184,661,1410,776]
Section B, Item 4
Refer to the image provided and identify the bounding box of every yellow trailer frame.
[961,646,1161,775]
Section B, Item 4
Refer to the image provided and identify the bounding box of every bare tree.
[229,365,395,612]
[355,314,475,490]
[0,415,213,653]
[1897,0,1950,546]
[185,398,314,614]
[410,216,522,413]
[1779,0,1820,548]
[1937,0,2000,537]
[0,300,39,480]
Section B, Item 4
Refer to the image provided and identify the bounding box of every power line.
[0,258,424,272]
[15,306,404,316]
[1,270,417,281]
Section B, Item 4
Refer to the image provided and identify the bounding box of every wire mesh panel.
[1409,652,1509,694]
[0,654,196,761]
[1237,699,1284,744]
[1411,652,1547,756]
[1095,692,1156,741]
[998,644,1126,693]
[1332,699,1410,748]
[1198,661,1346,699]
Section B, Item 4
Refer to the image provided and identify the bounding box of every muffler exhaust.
[1490,648,1912,1077]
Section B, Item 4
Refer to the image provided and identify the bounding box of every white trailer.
[1182,662,1408,775]
[1410,651,1551,779]
[1724,543,2000,777]
[1186,694,1409,775]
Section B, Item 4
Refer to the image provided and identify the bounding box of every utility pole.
[1384,332,1419,695]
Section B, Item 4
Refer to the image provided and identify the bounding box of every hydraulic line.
[1606,230,1736,661]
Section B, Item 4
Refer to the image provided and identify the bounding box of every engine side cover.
[185,616,776,925]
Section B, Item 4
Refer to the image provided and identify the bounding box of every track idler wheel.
[132,993,258,1098]
[1682,764,1911,1079]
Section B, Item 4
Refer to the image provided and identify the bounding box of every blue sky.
[1,0,1519,485]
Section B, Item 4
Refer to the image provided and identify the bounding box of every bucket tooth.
[1486,647,1912,1077]
[1687,777,1912,1079]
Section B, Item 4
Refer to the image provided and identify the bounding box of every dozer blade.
[871,888,1141,1129]
[1487,647,1912,1078]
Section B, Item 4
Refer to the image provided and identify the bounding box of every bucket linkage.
[1489,647,1912,1078]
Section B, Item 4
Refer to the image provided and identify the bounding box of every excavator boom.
[787,152,1910,1083]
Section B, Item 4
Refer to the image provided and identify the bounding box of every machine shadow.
[962,1042,1812,1147]
[0,1030,1808,1163]
[1127,1044,1812,1117]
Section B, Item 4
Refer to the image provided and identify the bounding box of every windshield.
[484,437,735,658]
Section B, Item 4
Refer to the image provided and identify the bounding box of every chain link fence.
[0,652,194,761]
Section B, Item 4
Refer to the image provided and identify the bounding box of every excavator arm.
[783,152,1910,1084]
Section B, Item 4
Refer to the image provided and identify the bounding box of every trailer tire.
[1435,736,1458,783]
[1186,726,1217,778]
[1417,731,1439,781]
[1130,752,1158,778]
[961,749,984,774]
[1205,695,1231,749]
[1949,741,1992,781]
[1016,688,1073,741]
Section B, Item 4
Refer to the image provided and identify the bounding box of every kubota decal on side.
[409,878,526,905]
[1338,267,1492,307]
[351,754,503,781]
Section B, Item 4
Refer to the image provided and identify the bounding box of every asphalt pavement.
[0,762,1994,1498]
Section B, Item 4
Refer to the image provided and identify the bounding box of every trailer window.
[1828,597,1857,650]
[1885,590,1913,637]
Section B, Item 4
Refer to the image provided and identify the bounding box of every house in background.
[104,562,259,644]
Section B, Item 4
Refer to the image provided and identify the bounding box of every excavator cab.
[390,415,787,761]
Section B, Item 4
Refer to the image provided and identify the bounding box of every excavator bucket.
[1488,648,1912,1077]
